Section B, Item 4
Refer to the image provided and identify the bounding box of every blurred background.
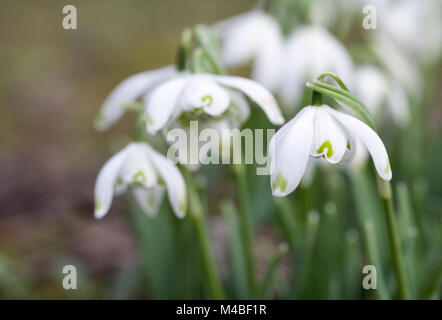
[0,0,255,299]
[0,0,440,299]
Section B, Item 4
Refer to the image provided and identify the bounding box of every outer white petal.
[144,76,188,135]
[311,107,348,164]
[94,145,131,219]
[228,90,250,125]
[95,66,175,131]
[217,12,261,67]
[179,77,230,116]
[213,75,285,125]
[132,186,165,217]
[145,145,187,218]
[269,107,316,197]
[325,106,392,181]
[216,11,281,68]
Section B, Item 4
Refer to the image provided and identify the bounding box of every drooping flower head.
[144,73,285,135]
[270,105,391,197]
[215,10,285,92]
[94,142,186,218]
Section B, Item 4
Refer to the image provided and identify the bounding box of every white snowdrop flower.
[216,10,285,91]
[354,66,409,126]
[371,34,420,97]
[269,105,392,197]
[379,0,442,63]
[279,26,354,107]
[95,66,176,131]
[94,142,187,219]
[144,73,284,135]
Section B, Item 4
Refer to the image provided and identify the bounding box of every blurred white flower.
[379,0,442,63]
[144,73,285,135]
[279,26,354,107]
[216,10,285,91]
[270,105,391,196]
[371,34,421,97]
[94,142,187,219]
[354,66,409,126]
[95,66,176,130]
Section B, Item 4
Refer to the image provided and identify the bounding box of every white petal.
[95,66,175,131]
[325,106,392,181]
[269,107,316,196]
[144,76,188,135]
[213,75,284,125]
[311,107,348,164]
[216,11,277,67]
[94,145,131,219]
[372,34,420,96]
[345,137,368,171]
[227,90,250,125]
[280,26,353,106]
[180,77,230,116]
[388,82,410,126]
[354,66,388,118]
[132,187,165,217]
[145,145,187,218]
[119,143,158,189]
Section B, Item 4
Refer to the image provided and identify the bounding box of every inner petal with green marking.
[272,172,288,193]
[202,94,213,108]
[317,140,334,158]
[132,170,147,186]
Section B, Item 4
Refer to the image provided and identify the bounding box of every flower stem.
[183,169,225,299]
[232,163,256,298]
[377,177,411,299]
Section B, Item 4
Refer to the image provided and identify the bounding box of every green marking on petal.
[179,197,187,214]
[272,172,288,193]
[385,157,391,174]
[95,111,105,124]
[117,176,123,185]
[95,198,102,211]
[146,114,154,126]
[317,140,334,158]
[132,171,146,185]
[202,94,213,107]
[346,140,351,150]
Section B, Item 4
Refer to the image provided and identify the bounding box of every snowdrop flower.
[378,0,442,63]
[270,105,391,196]
[371,34,420,97]
[94,142,186,219]
[95,66,176,131]
[354,66,409,126]
[144,73,285,135]
[279,26,354,107]
[216,10,285,91]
